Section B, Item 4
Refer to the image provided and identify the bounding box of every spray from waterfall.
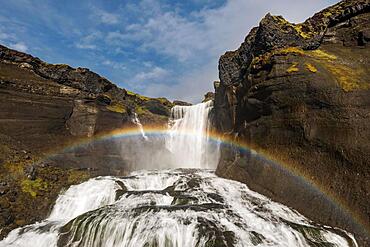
[165,101,219,169]
[117,101,220,170]
[0,170,357,247]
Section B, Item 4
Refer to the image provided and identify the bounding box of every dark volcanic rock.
[173,100,192,106]
[203,92,215,102]
[0,44,172,239]
[213,0,370,246]
[142,99,170,116]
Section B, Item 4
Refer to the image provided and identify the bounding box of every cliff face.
[0,45,172,238]
[213,0,370,245]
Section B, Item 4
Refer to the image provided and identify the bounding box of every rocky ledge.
[212,0,370,246]
[0,44,173,238]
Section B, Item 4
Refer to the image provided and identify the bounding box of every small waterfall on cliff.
[132,113,148,140]
[0,101,358,247]
[165,101,219,169]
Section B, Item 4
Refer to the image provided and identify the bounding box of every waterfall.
[165,101,219,169]
[132,113,148,140]
[0,170,357,247]
[0,101,358,247]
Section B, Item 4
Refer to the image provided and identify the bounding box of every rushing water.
[0,102,358,246]
[165,101,219,169]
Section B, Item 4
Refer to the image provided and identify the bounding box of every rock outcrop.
[0,44,172,238]
[213,0,370,246]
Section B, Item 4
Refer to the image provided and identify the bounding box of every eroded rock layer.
[0,45,172,238]
[213,0,370,246]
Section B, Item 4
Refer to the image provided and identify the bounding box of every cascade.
[165,101,219,169]
[132,113,148,140]
[0,101,358,247]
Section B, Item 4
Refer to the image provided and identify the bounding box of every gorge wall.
[213,0,370,245]
[0,44,173,238]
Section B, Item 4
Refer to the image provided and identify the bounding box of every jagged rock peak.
[0,44,117,94]
[218,0,370,86]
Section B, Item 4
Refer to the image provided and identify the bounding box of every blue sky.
[0,0,339,102]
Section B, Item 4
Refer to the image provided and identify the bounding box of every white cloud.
[124,0,339,102]
[9,42,28,52]
[91,7,119,25]
[0,32,10,41]
[75,43,96,49]
[102,60,127,70]
[134,66,169,81]
[75,31,102,50]
[141,62,218,103]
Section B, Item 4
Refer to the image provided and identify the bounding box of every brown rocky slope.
[0,44,173,238]
[213,0,370,245]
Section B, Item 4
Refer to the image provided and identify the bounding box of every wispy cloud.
[134,66,169,82]
[9,42,28,52]
[123,0,339,101]
[102,60,127,70]
[0,32,11,41]
[91,6,119,25]
[75,31,102,50]
[0,0,340,102]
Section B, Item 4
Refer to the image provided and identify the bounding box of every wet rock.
[173,100,192,106]
[24,165,37,180]
[7,190,17,202]
[202,92,215,102]
[96,94,112,106]
[0,209,14,226]
[0,185,8,196]
[142,100,170,116]
[0,198,10,209]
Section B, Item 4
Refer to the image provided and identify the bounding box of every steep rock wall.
[213,0,370,245]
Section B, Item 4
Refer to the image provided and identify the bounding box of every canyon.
[0,0,369,246]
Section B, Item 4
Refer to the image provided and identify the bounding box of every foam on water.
[0,102,358,246]
[0,170,357,247]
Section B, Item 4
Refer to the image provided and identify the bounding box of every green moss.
[106,103,126,113]
[305,63,318,73]
[54,64,70,68]
[135,106,148,115]
[126,90,150,101]
[325,63,362,92]
[294,24,314,39]
[271,15,315,39]
[4,162,24,176]
[279,47,305,55]
[155,97,171,106]
[252,47,305,70]
[287,62,299,73]
[309,50,337,61]
[68,170,90,184]
[126,90,136,96]
[308,49,368,92]
[21,178,48,197]
[323,12,333,18]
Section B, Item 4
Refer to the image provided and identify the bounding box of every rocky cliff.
[213,0,370,245]
[0,44,172,238]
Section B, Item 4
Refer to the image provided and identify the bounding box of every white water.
[0,170,357,247]
[165,101,219,169]
[131,113,148,140]
[0,101,358,246]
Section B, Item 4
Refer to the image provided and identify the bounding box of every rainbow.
[44,125,369,235]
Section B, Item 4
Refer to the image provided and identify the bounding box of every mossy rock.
[21,178,48,197]
[106,103,126,114]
